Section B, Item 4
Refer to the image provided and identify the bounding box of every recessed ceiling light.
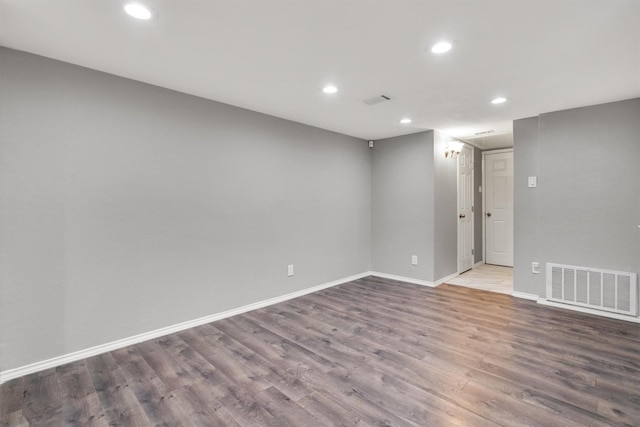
[431,41,453,54]
[491,97,507,104]
[323,85,338,94]
[124,3,153,20]
[400,118,412,124]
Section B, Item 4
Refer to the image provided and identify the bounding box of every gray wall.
[513,98,640,297]
[513,117,541,295]
[371,131,436,281]
[433,131,458,279]
[371,130,459,282]
[0,48,372,371]
[473,147,483,263]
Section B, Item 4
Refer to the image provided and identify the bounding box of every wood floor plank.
[110,347,196,426]
[20,369,62,423]
[85,353,153,427]
[0,379,24,427]
[56,362,109,426]
[171,384,241,427]
[251,386,325,427]
[3,276,640,426]
[297,390,366,426]
[205,320,322,401]
[0,411,28,427]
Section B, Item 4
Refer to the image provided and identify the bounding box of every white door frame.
[457,144,474,274]
[482,148,514,266]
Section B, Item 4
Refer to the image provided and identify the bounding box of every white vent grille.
[363,94,393,105]
[546,263,637,316]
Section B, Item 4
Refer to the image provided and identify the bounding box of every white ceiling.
[1,0,639,149]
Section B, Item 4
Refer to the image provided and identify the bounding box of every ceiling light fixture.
[491,97,507,104]
[445,141,464,159]
[431,41,453,54]
[400,118,412,124]
[124,3,153,20]
[322,85,338,94]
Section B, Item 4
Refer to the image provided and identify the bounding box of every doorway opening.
[483,149,514,267]
[447,264,513,294]
[453,148,514,295]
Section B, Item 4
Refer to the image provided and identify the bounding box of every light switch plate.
[528,176,537,188]
[531,262,540,274]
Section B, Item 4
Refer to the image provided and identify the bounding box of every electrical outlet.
[531,262,540,274]
[287,264,294,277]
[411,255,418,266]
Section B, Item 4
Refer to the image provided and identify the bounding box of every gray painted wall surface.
[473,147,483,263]
[433,131,458,280]
[513,117,541,296]
[0,48,372,371]
[371,131,436,281]
[371,130,459,283]
[513,99,640,297]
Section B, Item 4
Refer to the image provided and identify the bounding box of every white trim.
[512,291,539,301]
[537,299,640,324]
[369,271,458,288]
[435,272,460,286]
[482,148,514,155]
[0,272,370,384]
[370,271,435,287]
[474,260,484,268]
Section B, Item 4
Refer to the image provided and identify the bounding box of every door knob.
[486,212,492,217]
[459,214,466,219]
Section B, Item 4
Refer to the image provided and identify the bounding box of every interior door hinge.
[472,206,474,212]
[472,249,475,255]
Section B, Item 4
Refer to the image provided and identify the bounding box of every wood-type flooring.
[2,276,640,426]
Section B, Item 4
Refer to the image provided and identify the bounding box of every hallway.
[447,264,513,295]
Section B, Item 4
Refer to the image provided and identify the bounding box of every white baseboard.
[369,271,458,288]
[434,272,460,286]
[0,271,370,384]
[445,281,513,296]
[512,291,539,301]
[369,271,438,287]
[473,261,484,268]
[537,299,640,324]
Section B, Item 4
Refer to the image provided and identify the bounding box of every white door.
[457,145,474,273]
[484,151,513,266]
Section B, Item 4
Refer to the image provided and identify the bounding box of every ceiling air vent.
[364,94,394,106]
[474,130,494,136]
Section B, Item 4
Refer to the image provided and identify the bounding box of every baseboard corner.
[512,291,540,301]
[0,271,370,384]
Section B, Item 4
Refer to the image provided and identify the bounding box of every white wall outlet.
[531,262,540,274]
[411,255,418,266]
[478,186,482,193]
[287,264,294,277]
[528,176,537,188]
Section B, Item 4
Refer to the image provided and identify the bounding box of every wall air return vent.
[546,263,637,316]
[363,94,394,106]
